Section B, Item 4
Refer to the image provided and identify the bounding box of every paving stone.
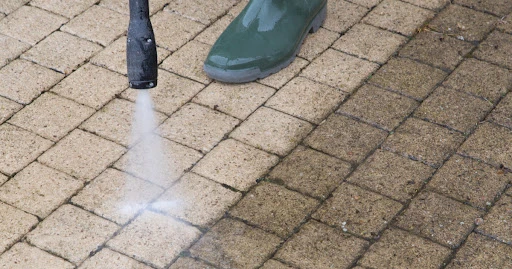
[396,191,482,247]
[414,86,493,134]
[339,84,418,131]
[39,129,125,181]
[61,5,127,46]
[9,92,95,141]
[0,0,29,14]
[81,98,166,146]
[231,182,319,238]
[0,202,38,253]
[231,107,314,156]
[266,77,346,124]
[383,118,465,167]
[304,114,388,163]
[258,57,309,89]
[0,123,53,176]
[302,49,379,92]
[169,257,217,269]
[476,195,512,244]
[160,40,211,84]
[71,168,163,225]
[428,4,499,42]
[474,31,512,69]
[195,15,234,45]
[401,0,450,10]
[454,0,512,17]
[22,31,102,74]
[153,172,241,227]
[333,24,407,63]
[0,59,64,104]
[190,218,281,269]
[429,155,511,209]
[358,228,451,268]
[458,122,512,169]
[0,96,22,124]
[275,220,369,269]
[489,92,512,129]
[99,0,169,15]
[79,248,152,269]
[269,146,352,199]
[443,58,512,104]
[192,139,279,191]
[315,183,402,238]
[399,31,474,71]
[497,13,512,34]
[158,103,239,153]
[192,82,275,120]
[27,205,118,265]
[348,149,435,202]
[446,233,512,269]
[0,6,67,45]
[324,0,368,33]
[363,0,434,36]
[0,34,30,68]
[346,0,382,8]
[165,0,238,25]
[151,11,204,52]
[260,259,295,269]
[0,243,74,269]
[0,174,7,186]
[31,0,98,18]
[369,57,447,101]
[298,28,339,61]
[0,162,83,218]
[228,0,249,17]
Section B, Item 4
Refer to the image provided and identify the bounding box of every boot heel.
[309,4,327,33]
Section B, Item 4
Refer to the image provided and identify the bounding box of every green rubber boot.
[204,0,327,83]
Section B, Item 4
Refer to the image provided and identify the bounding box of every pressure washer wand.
[127,0,158,89]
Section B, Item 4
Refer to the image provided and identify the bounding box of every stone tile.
[0,59,64,104]
[276,220,369,269]
[190,218,281,269]
[192,139,279,191]
[348,149,435,202]
[383,118,465,167]
[0,202,38,253]
[298,28,339,61]
[0,0,29,14]
[266,77,347,124]
[302,49,379,92]
[446,233,512,269]
[339,84,418,131]
[0,34,30,68]
[363,0,434,36]
[399,31,474,71]
[108,211,201,268]
[476,195,512,244]
[454,0,512,17]
[230,107,314,156]
[31,0,98,18]
[160,40,211,84]
[22,31,102,74]
[0,243,74,269]
[153,172,242,227]
[497,13,512,34]
[158,103,239,153]
[458,122,512,169]
[358,228,451,268]
[269,146,352,199]
[61,5,127,46]
[195,15,234,45]
[71,168,163,225]
[414,86,493,134]
[9,92,95,141]
[27,205,119,265]
[489,92,512,129]
[369,57,447,101]
[346,0,382,8]
[79,248,152,269]
[227,0,249,17]
[151,11,205,52]
[39,129,125,181]
[401,0,450,10]
[396,191,482,247]
[324,0,368,33]
[304,114,388,163]
[0,123,53,176]
[333,24,407,63]
[314,183,403,239]
[231,182,319,238]
[429,4,499,42]
[261,259,295,269]
[192,82,275,120]
[0,162,83,218]
[258,57,309,89]
[443,59,511,104]
[81,98,166,146]
[165,0,238,25]
[0,96,22,124]
[474,31,512,69]
[99,0,169,15]
[0,174,7,186]
[0,6,67,45]
[169,257,217,269]
[428,155,511,209]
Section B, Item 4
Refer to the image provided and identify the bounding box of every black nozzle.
[127,0,158,89]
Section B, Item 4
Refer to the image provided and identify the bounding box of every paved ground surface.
[0,0,511,268]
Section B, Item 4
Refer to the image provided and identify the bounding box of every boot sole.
[204,3,327,83]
